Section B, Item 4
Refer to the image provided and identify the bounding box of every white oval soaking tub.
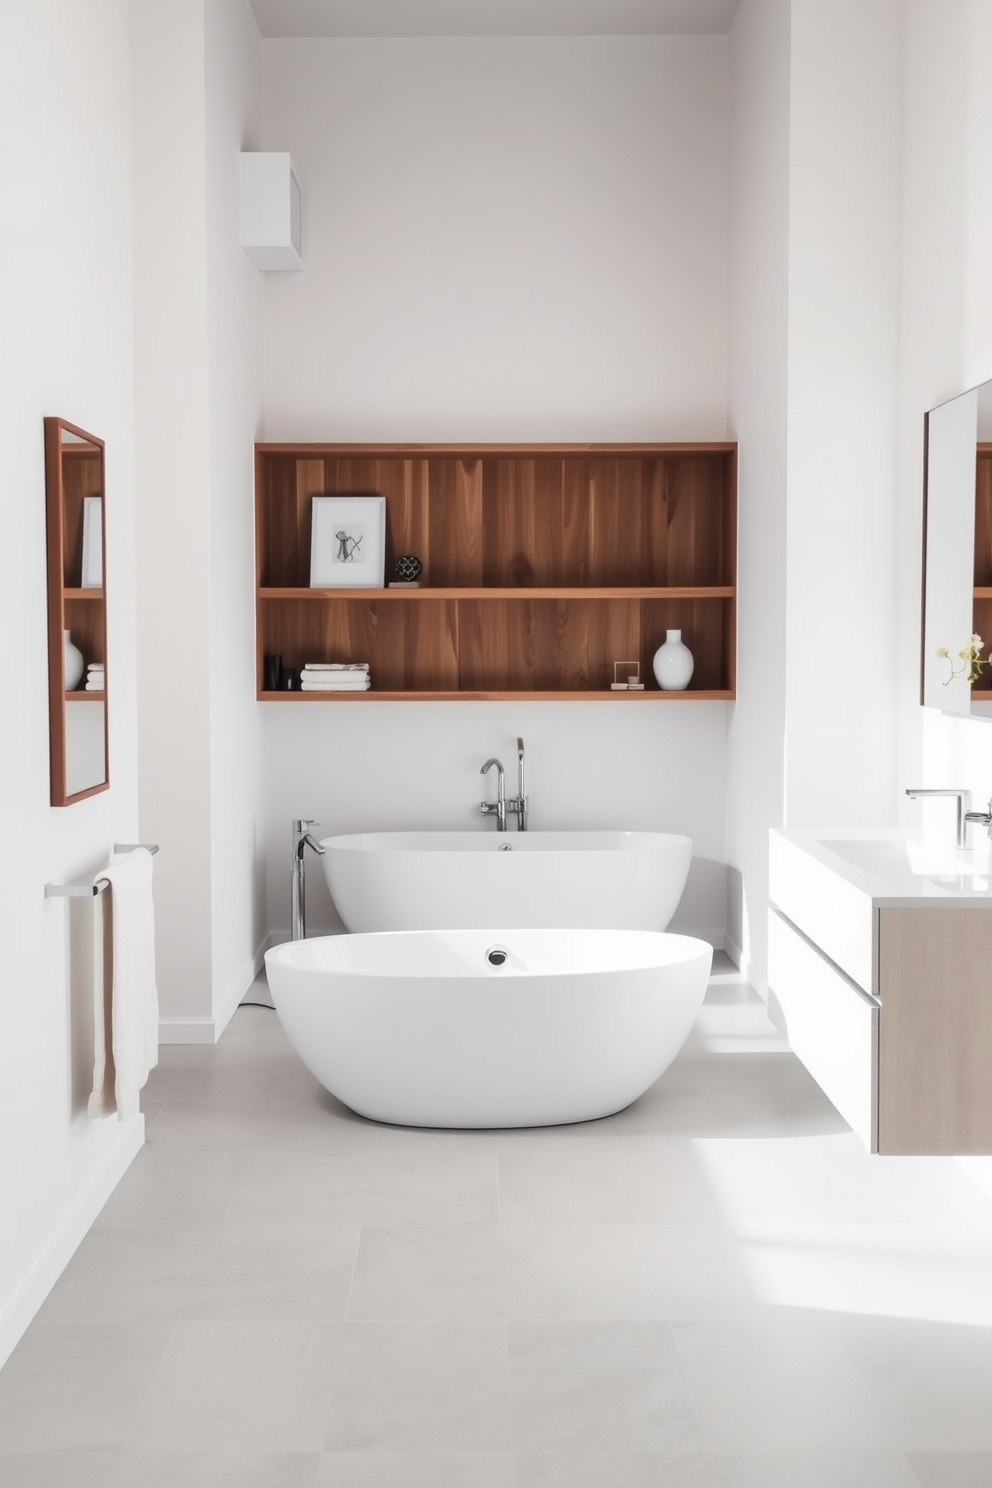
[265,928,712,1128]
[321,830,692,933]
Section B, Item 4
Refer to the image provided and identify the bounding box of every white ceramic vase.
[652,629,694,690]
[64,630,84,691]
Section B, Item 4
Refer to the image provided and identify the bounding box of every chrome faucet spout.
[480,758,506,831]
[905,788,973,849]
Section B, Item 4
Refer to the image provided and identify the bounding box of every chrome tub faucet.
[481,739,528,832]
[480,759,506,830]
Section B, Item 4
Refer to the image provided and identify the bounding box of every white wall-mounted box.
[239,152,302,270]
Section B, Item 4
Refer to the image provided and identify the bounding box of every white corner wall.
[898,0,992,819]
[782,0,904,830]
[132,0,266,1042]
[257,34,733,949]
[0,1,143,1368]
[726,0,791,985]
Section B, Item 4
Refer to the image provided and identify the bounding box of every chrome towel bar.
[45,843,160,898]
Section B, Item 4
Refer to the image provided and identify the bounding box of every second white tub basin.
[322,829,692,933]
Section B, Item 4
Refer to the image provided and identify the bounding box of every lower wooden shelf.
[258,688,734,702]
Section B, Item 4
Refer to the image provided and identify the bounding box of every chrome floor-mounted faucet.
[291,818,326,939]
[480,738,528,831]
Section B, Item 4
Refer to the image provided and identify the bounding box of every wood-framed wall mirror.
[44,418,109,805]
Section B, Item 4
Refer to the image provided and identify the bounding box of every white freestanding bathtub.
[265,928,712,1128]
[321,830,692,933]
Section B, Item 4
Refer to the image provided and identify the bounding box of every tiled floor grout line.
[121,1319,181,1454]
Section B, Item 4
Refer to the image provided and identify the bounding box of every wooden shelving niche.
[255,443,737,701]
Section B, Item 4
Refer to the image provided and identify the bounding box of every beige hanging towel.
[89,847,159,1120]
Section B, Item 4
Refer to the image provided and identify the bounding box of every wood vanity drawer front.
[876,907,992,1155]
[768,909,878,1151]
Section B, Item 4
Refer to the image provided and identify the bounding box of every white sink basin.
[818,836,992,890]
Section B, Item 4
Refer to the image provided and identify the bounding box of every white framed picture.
[310,495,386,588]
[81,495,103,588]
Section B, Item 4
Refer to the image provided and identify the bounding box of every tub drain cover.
[486,945,509,967]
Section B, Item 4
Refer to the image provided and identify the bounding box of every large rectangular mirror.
[921,380,992,716]
[44,418,108,805]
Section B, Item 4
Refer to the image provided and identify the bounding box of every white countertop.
[771,826,992,908]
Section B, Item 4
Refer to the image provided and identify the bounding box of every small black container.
[264,653,283,691]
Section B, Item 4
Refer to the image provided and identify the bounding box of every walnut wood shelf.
[255,442,738,701]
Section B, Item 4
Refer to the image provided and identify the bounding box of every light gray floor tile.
[513,1449,923,1486]
[677,1132,910,1227]
[497,1154,638,1223]
[738,1217,992,1326]
[348,1225,506,1318]
[622,1141,736,1224]
[322,1321,512,1451]
[92,1145,253,1228]
[506,1321,702,1451]
[145,1096,380,1154]
[128,1322,336,1452]
[0,1454,320,1488]
[40,1223,358,1322]
[348,1223,760,1321]
[317,1450,515,1486]
[228,1152,499,1227]
[671,1317,899,1451]
[908,1453,992,1486]
[833,1315,992,1450]
[0,1320,176,1452]
[503,1224,758,1321]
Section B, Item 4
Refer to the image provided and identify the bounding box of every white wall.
[0,0,143,1368]
[725,0,791,984]
[727,0,904,994]
[782,0,904,829]
[257,34,733,947]
[898,0,992,834]
[204,1,267,1024]
[132,0,266,1040]
[263,702,731,946]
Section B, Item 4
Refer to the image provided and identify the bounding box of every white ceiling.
[248,0,743,39]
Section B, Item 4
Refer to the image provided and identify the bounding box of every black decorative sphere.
[394,553,423,582]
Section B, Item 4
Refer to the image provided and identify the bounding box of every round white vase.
[64,630,84,691]
[652,629,694,690]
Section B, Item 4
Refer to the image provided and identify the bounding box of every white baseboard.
[158,936,269,1044]
[723,932,745,972]
[0,1115,145,1371]
[157,1015,218,1045]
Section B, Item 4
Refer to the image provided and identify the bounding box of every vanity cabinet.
[254,442,737,701]
[768,830,992,1155]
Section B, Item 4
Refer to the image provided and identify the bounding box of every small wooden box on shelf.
[254,442,738,701]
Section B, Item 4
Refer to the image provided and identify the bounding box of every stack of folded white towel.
[86,663,105,693]
[300,662,371,692]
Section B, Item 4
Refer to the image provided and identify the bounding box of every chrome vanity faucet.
[480,759,507,831]
[481,738,529,832]
[905,788,973,849]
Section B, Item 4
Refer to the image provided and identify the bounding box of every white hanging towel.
[89,847,159,1120]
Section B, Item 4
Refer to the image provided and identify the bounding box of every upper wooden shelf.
[64,588,105,601]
